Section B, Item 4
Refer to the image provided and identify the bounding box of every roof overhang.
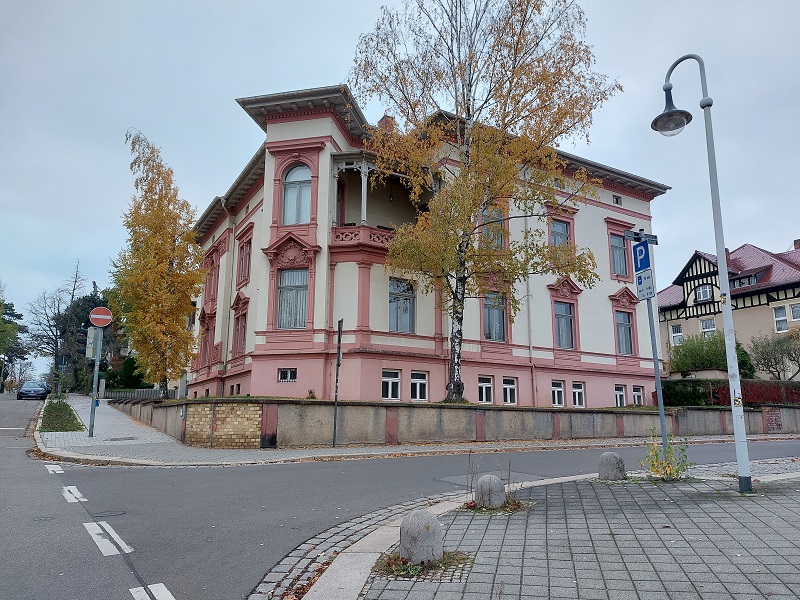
[557,150,670,198]
[236,85,369,140]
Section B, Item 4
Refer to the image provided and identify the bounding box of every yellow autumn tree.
[110,131,205,398]
[351,0,621,401]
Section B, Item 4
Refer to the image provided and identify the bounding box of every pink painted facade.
[189,86,671,408]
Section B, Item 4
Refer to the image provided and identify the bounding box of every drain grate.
[104,436,137,442]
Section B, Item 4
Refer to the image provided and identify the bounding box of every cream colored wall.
[332,262,359,329]
[370,266,436,337]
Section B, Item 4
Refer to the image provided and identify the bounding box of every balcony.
[330,224,396,263]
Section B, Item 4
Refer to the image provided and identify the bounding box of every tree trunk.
[446,266,468,402]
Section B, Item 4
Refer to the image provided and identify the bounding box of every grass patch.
[374,550,471,578]
[39,400,84,432]
[460,497,528,514]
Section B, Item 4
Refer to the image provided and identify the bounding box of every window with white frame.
[483,293,506,341]
[282,165,312,225]
[572,382,585,408]
[502,377,517,405]
[774,306,789,333]
[551,220,570,246]
[554,301,575,349]
[410,371,428,401]
[277,269,308,329]
[612,195,622,206]
[671,323,683,346]
[389,278,415,333]
[278,368,297,383]
[695,284,713,302]
[233,313,247,357]
[382,370,400,400]
[237,238,252,284]
[478,376,494,404]
[551,381,565,407]
[792,303,800,321]
[701,318,716,338]
[480,206,505,249]
[633,385,644,406]
[615,311,634,355]
[610,234,629,277]
[614,385,626,407]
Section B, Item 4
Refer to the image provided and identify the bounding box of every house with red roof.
[657,241,800,373]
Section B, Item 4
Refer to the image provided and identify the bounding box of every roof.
[557,150,670,198]
[658,243,800,309]
[236,85,369,141]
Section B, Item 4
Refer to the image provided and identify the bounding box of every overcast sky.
[2,1,799,370]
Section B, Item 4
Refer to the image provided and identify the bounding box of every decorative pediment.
[199,305,215,328]
[609,287,639,308]
[547,277,583,299]
[262,232,321,269]
[231,290,250,313]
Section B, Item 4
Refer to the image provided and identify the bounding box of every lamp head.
[651,85,692,136]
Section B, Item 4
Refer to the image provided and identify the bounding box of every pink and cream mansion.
[188,85,670,408]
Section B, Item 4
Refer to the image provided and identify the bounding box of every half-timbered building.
[658,241,800,370]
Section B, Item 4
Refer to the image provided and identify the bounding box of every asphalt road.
[2,394,799,600]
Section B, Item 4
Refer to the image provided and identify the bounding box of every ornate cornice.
[262,232,321,269]
[547,277,583,299]
[609,287,639,308]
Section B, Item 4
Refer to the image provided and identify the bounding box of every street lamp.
[652,54,752,493]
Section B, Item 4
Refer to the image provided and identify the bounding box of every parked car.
[17,381,48,400]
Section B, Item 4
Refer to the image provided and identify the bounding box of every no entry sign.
[89,307,113,327]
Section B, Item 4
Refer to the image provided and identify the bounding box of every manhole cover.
[104,437,136,442]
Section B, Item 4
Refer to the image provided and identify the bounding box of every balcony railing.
[331,224,395,248]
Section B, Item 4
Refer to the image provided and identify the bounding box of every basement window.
[278,368,297,383]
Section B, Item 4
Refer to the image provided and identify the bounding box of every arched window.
[282,165,312,225]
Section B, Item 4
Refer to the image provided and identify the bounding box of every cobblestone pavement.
[249,459,800,600]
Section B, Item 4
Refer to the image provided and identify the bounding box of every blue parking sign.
[632,241,650,273]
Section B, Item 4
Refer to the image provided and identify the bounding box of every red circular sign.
[89,306,113,327]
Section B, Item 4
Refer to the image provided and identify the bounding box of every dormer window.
[695,284,713,302]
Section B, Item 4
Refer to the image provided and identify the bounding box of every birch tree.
[110,131,205,398]
[351,0,620,400]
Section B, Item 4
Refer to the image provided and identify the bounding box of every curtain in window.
[611,235,628,276]
[278,269,308,329]
[282,165,312,225]
[554,301,574,349]
[616,311,633,355]
[483,293,506,341]
[389,278,415,333]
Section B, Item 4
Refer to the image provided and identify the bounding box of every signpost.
[87,307,112,437]
[625,230,668,458]
[332,318,343,448]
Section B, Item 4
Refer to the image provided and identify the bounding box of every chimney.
[794,239,800,251]
[378,114,396,131]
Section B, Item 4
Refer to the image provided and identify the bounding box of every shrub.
[640,429,694,480]
[669,332,754,378]
[39,400,84,432]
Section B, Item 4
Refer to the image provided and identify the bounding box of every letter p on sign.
[633,241,650,273]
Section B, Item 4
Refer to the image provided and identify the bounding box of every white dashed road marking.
[61,486,87,503]
[83,521,133,556]
[45,464,64,474]
[129,583,176,599]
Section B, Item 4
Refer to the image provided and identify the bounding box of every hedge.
[661,378,800,407]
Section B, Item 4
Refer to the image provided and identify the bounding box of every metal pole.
[646,297,669,457]
[88,326,103,437]
[332,318,343,447]
[663,54,751,492]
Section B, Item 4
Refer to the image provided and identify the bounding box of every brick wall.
[184,402,262,448]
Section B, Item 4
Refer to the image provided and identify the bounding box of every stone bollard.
[598,451,626,481]
[475,474,506,508]
[399,510,443,564]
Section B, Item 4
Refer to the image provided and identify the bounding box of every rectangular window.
[695,284,713,302]
[410,371,428,402]
[792,303,800,321]
[614,385,626,407]
[483,293,506,341]
[615,311,634,355]
[551,381,565,407]
[233,314,247,356]
[278,368,297,383]
[236,383,241,394]
[572,382,585,408]
[502,378,517,405]
[230,384,235,396]
[237,239,252,283]
[671,323,683,346]
[277,269,308,329]
[554,301,575,349]
[612,195,622,206]
[633,386,644,406]
[774,306,789,333]
[551,220,570,246]
[478,376,493,404]
[389,278,415,333]
[610,234,628,277]
[382,370,400,400]
[701,318,716,338]
[480,206,505,249]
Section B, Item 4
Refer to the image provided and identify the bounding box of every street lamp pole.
[651,54,752,493]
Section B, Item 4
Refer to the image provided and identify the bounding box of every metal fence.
[104,388,178,401]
